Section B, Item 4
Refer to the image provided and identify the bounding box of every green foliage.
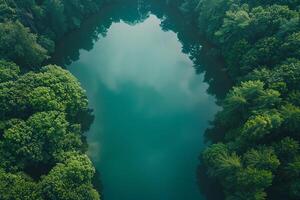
[194,0,235,39]
[274,137,299,162]
[0,60,20,83]
[236,167,273,191]
[43,0,67,38]
[243,147,280,171]
[0,65,89,122]
[246,58,300,93]
[203,143,242,177]
[0,0,16,22]
[0,21,48,68]
[0,0,104,199]
[181,0,300,199]
[281,104,300,134]
[0,0,104,67]
[0,111,84,171]
[281,32,300,59]
[215,6,251,44]
[217,80,281,129]
[234,167,273,199]
[40,153,100,200]
[0,169,42,200]
[239,112,283,144]
[0,61,98,199]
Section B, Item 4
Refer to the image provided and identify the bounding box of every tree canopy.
[0,62,98,199]
[178,0,300,199]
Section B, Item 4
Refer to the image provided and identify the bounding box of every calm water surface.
[62,10,225,200]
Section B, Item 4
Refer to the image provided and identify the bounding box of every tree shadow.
[197,162,224,200]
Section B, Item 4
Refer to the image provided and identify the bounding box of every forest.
[177,0,300,199]
[0,0,299,200]
[0,0,104,199]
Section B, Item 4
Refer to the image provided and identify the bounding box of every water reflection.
[51,0,232,99]
[75,15,215,114]
[51,1,231,200]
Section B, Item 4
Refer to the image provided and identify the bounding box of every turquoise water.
[53,4,230,199]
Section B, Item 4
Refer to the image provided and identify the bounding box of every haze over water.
[67,14,220,200]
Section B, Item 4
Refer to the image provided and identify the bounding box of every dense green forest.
[175,0,300,199]
[0,0,300,199]
[0,0,106,68]
[0,0,104,199]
